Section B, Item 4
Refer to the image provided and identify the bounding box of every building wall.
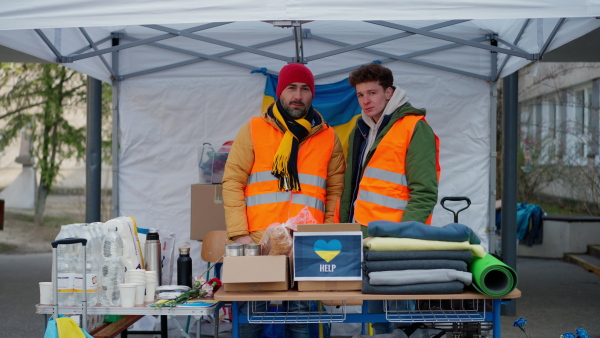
[518,62,600,205]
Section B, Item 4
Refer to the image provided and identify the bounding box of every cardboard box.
[190,184,226,241]
[222,255,289,292]
[294,223,363,291]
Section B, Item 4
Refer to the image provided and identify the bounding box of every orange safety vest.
[354,115,440,226]
[245,117,335,232]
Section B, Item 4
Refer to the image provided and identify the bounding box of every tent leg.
[86,76,102,223]
[501,71,518,316]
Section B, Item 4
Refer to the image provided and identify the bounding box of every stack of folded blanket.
[362,221,485,295]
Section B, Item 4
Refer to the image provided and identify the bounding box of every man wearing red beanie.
[222,63,345,338]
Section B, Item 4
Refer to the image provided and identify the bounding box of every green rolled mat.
[468,253,518,297]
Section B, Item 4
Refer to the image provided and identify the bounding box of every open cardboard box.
[293,223,363,292]
[222,255,289,292]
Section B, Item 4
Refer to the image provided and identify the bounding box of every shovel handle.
[440,196,471,223]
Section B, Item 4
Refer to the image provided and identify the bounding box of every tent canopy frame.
[31,19,566,84]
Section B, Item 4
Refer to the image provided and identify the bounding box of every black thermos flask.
[177,242,193,288]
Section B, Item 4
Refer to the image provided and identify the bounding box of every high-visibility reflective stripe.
[246,192,325,213]
[363,167,407,187]
[358,190,407,211]
[292,194,326,213]
[248,171,326,189]
[248,171,277,185]
[298,173,326,189]
[246,192,291,206]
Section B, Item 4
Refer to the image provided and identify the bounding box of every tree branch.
[0,102,45,119]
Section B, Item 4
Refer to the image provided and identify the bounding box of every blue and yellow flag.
[262,73,361,157]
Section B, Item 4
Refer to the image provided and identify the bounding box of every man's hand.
[234,235,255,244]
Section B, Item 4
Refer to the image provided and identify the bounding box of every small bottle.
[177,242,193,288]
[144,229,162,286]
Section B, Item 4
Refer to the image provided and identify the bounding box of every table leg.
[161,315,168,338]
[232,301,240,338]
[493,299,501,337]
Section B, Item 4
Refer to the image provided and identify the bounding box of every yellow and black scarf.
[270,100,315,191]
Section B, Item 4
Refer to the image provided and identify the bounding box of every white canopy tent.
[1,1,600,281]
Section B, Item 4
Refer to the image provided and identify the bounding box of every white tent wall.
[115,61,491,278]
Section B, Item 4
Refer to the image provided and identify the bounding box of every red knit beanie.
[276,63,315,98]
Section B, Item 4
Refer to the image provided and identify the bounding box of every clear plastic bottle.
[89,222,105,297]
[74,225,99,306]
[101,225,125,306]
[54,225,76,306]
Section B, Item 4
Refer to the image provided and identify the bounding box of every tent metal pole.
[71,36,112,55]
[308,20,467,62]
[86,76,102,223]
[111,35,120,218]
[66,22,231,62]
[79,28,115,78]
[501,71,518,316]
[488,37,498,255]
[312,35,490,80]
[369,21,536,60]
[315,53,489,81]
[34,29,63,62]
[493,37,528,54]
[497,19,531,80]
[539,18,566,57]
[144,24,291,62]
[489,81,498,255]
[117,35,290,80]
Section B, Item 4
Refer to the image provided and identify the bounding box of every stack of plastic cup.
[125,269,146,305]
[145,271,158,302]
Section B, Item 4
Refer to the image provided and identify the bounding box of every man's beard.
[283,101,310,119]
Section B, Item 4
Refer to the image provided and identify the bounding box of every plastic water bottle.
[101,226,125,306]
[74,225,99,306]
[89,222,105,296]
[54,225,76,306]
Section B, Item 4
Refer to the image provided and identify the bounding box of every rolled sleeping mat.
[468,253,518,297]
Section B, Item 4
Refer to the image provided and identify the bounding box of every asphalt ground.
[1,253,599,338]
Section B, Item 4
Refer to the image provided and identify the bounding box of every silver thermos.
[144,228,162,286]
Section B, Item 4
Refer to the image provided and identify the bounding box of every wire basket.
[246,301,346,324]
[384,299,487,323]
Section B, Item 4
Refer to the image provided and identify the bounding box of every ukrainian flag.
[261,73,361,157]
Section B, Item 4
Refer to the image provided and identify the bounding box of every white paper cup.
[119,284,137,307]
[145,271,158,283]
[125,270,146,282]
[39,282,53,304]
[134,283,145,305]
[144,282,157,302]
[125,276,146,284]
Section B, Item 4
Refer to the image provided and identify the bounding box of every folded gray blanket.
[364,259,468,274]
[368,269,472,286]
[362,277,464,294]
[364,250,472,263]
[367,221,481,244]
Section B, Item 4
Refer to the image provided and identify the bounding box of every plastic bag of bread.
[259,206,318,255]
